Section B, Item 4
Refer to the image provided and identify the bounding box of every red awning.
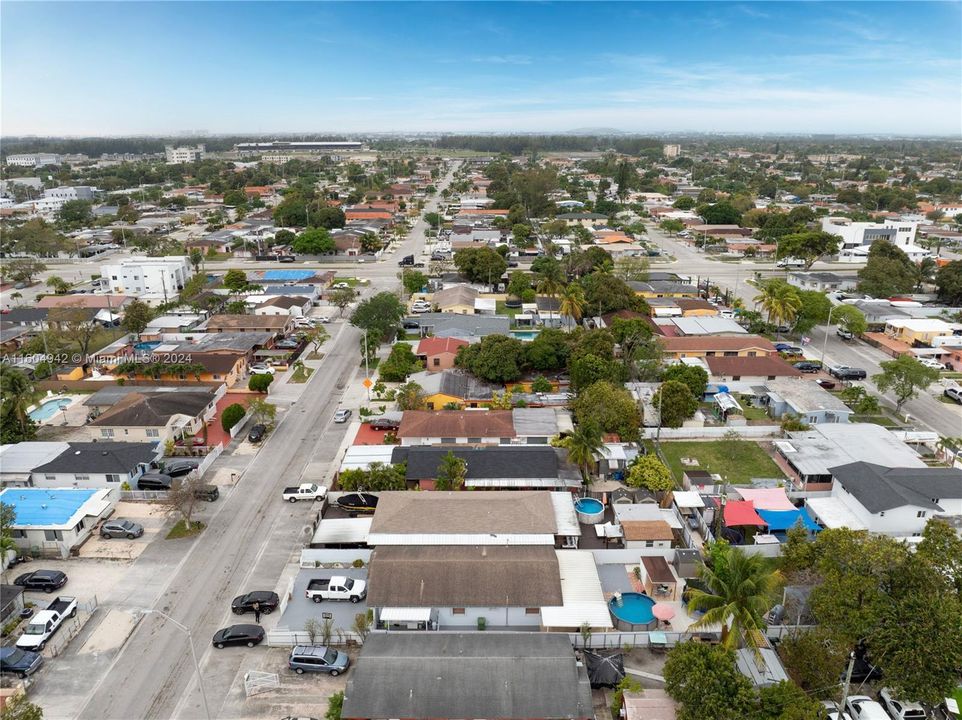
[720,499,766,527]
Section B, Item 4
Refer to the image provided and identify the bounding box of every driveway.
[279,568,368,635]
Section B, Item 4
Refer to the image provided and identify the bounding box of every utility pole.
[839,652,856,712]
[363,327,370,401]
[820,304,838,367]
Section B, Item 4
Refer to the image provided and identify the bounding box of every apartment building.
[164,144,206,164]
[820,217,928,263]
[5,153,62,167]
[101,256,192,298]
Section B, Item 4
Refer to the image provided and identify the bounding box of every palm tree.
[536,274,563,300]
[688,547,782,651]
[0,368,37,440]
[559,284,586,326]
[564,424,603,484]
[753,283,801,328]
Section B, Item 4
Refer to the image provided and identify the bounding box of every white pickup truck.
[305,576,367,603]
[282,483,328,503]
[17,596,77,651]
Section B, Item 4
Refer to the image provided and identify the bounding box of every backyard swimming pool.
[28,397,74,422]
[608,592,658,631]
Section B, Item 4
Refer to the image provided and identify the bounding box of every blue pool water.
[574,498,604,514]
[134,341,161,352]
[511,331,539,341]
[29,398,73,421]
[609,592,657,624]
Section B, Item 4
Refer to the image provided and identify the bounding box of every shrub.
[221,403,246,431]
[352,558,365,568]
[477,616,487,631]
[248,373,273,392]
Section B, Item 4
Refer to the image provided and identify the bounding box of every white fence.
[567,631,688,649]
[266,628,364,647]
[645,425,781,439]
[299,549,372,568]
[119,490,168,502]
[42,596,98,658]
[195,442,223,476]
[228,411,253,439]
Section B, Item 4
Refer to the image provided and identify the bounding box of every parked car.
[275,339,300,350]
[819,701,852,720]
[836,328,855,340]
[248,424,267,443]
[212,624,265,649]
[917,358,944,370]
[138,472,173,491]
[288,645,350,676]
[402,320,420,330]
[14,570,68,593]
[878,689,925,720]
[333,408,352,423]
[336,492,379,515]
[305,576,367,603]
[16,597,76,650]
[793,362,820,373]
[845,696,889,720]
[369,417,400,431]
[164,460,199,478]
[282,483,327,503]
[100,519,145,539]
[829,366,867,380]
[816,379,836,390]
[193,484,220,502]
[0,647,44,678]
[250,364,275,375]
[775,343,804,355]
[944,387,962,404]
[331,282,351,289]
[231,591,279,615]
[410,302,431,314]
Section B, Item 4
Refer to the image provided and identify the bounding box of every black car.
[336,492,379,515]
[164,460,199,478]
[793,362,820,373]
[138,472,173,490]
[402,320,420,330]
[829,366,868,380]
[231,591,279,615]
[369,417,400,431]
[193,484,220,502]
[0,647,44,678]
[212,624,265,649]
[13,570,68,593]
[248,424,267,443]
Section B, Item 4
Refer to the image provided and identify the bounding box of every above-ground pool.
[574,497,605,524]
[28,397,74,422]
[609,592,658,631]
[133,341,161,352]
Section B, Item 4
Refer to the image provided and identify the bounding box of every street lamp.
[141,609,211,720]
[820,304,840,366]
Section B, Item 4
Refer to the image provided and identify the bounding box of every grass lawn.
[851,414,900,427]
[659,440,786,485]
[335,276,361,286]
[167,520,205,539]
[495,301,522,317]
[289,365,314,383]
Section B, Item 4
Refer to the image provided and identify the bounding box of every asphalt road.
[73,161,461,720]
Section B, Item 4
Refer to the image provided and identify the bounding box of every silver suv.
[101,519,145,539]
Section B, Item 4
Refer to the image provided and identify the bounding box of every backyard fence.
[228,411,253,439]
[42,596,99,658]
[299,549,372,568]
[119,490,169,502]
[266,629,364,647]
[645,425,780,440]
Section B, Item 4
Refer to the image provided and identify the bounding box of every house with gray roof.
[341,633,593,719]
[87,389,217,444]
[28,441,161,489]
[406,312,510,341]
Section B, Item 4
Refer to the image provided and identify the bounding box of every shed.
[639,556,678,601]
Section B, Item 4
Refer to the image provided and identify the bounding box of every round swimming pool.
[609,592,658,631]
[574,497,604,524]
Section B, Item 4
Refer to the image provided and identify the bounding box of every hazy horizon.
[2,1,961,137]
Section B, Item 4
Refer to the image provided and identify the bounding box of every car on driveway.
[819,701,852,720]
[829,365,867,380]
[164,460,199,478]
[775,344,804,355]
[917,358,944,370]
[250,364,275,375]
[248,424,267,443]
[212,624,265,649]
[100,519,145,539]
[13,570,68,593]
[369,417,400,431]
[231,590,279,615]
[793,362,820,373]
[288,645,350,676]
[0,647,44,678]
[138,472,173,490]
[845,696,889,720]
[878,688,925,720]
[836,328,855,340]
[193,484,220,502]
[944,387,962,404]
[333,408,352,423]
[275,339,300,350]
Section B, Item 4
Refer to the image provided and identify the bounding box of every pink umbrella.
[652,603,676,621]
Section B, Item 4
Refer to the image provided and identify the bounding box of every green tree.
[0,693,45,720]
[525,328,570,371]
[755,681,823,720]
[663,643,754,720]
[916,517,962,596]
[454,334,526,383]
[121,299,153,335]
[423,212,441,229]
[246,397,277,426]
[222,269,248,292]
[872,355,940,413]
[857,241,917,298]
[292,227,335,255]
[613,255,650,283]
[507,270,530,298]
[581,272,644,315]
[792,289,832,334]
[453,246,507,284]
[223,189,248,207]
[4,257,47,284]
[248,373,274,392]
[220,403,246,432]
[568,353,621,390]
[571,380,640,442]
[653,379,699,428]
[0,502,18,558]
[688,546,783,650]
[659,219,685,236]
[831,305,867,336]
[935,260,962,304]
[325,691,344,720]
[395,381,425,410]
[57,199,93,227]
[777,628,848,694]
[45,275,70,294]
[661,364,708,399]
[329,286,356,316]
[225,300,248,314]
[188,248,204,271]
[400,270,428,295]
[753,281,802,327]
[558,283,586,324]
[435,450,467,490]
[512,223,532,246]
[698,201,742,225]
[776,230,841,268]
[563,422,603,483]
[310,205,346,229]
[531,375,553,393]
[626,455,674,494]
[673,196,696,210]
[350,292,406,343]
[379,342,420,382]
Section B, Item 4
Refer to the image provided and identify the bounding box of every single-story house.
[705,356,803,382]
[612,503,679,549]
[406,313,511,342]
[764,379,852,424]
[341,633,593,720]
[787,272,857,293]
[406,369,500,409]
[660,335,777,359]
[88,389,218,444]
[0,442,71,486]
[28,441,161,488]
[0,487,115,558]
[396,407,570,446]
[203,314,292,334]
[252,295,312,317]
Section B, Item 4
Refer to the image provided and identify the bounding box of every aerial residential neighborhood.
[1,2,961,720]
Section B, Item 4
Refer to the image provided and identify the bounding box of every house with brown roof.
[396,407,566,446]
[659,334,777,359]
[252,296,312,317]
[705,356,803,381]
[416,336,468,371]
[204,314,292,334]
[88,389,218,444]
[36,295,133,310]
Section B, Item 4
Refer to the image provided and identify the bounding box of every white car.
[250,364,275,375]
[845,696,890,720]
[879,688,926,720]
[410,303,431,314]
[333,409,352,423]
[916,358,944,370]
[820,701,852,720]
[332,282,350,290]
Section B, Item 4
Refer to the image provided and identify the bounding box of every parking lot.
[77,501,167,560]
[278,568,368,635]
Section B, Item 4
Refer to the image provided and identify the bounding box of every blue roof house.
[0,487,115,558]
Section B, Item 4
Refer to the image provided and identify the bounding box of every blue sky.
[2,1,960,136]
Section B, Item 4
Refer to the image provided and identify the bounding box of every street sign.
[362,378,372,388]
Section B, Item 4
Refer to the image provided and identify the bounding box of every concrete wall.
[642,425,780,439]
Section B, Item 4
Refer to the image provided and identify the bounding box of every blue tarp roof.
[0,488,97,526]
[757,508,821,532]
[260,270,315,281]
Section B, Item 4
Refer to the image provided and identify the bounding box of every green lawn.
[495,301,522,318]
[167,520,205,539]
[289,365,314,383]
[851,414,900,428]
[659,440,786,485]
[336,276,361,286]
